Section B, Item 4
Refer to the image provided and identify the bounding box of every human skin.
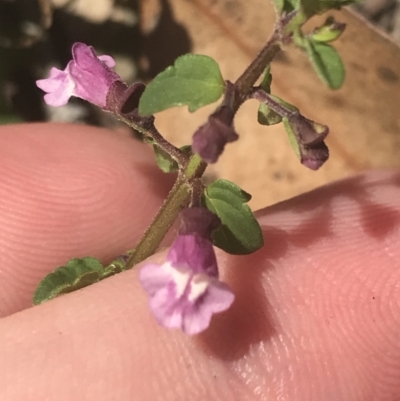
[0,123,399,401]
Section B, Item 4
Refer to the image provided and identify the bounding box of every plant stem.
[190,178,204,207]
[184,152,207,179]
[233,34,281,108]
[122,17,290,269]
[233,9,300,108]
[124,177,190,269]
[146,124,188,167]
[118,115,189,167]
[124,153,206,268]
[250,88,296,117]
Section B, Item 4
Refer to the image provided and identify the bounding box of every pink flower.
[36,42,122,109]
[139,234,234,335]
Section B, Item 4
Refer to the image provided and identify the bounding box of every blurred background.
[1,0,400,210]
[354,0,400,39]
[0,0,187,126]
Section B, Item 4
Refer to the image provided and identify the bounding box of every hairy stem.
[250,88,296,117]
[146,124,189,167]
[124,177,190,269]
[118,115,189,167]
[233,34,281,108]
[124,153,206,268]
[233,9,300,108]
[122,15,292,269]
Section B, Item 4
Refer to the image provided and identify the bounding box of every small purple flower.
[301,141,329,170]
[284,114,329,170]
[192,81,239,164]
[36,42,122,109]
[192,113,238,164]
[139,234,234,335]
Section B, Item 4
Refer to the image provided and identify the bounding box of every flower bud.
[192,105,238,163]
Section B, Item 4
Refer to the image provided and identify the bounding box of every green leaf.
[287,0,301,9]
[271,0,285,13]
[283,117,301,159]
[272,0,303,22]
[260,65,272,94]
[301,0,362,18]
[153,145,177,173]
[139,54,225,116]
[203,179,264,255]
[310,17,346,43]
[33,257,112,305]
[258,103,282,126]
[153,144,192,173]
[257,67,279,125]
[304,40,345,89]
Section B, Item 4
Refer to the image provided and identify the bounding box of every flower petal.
[71,42,99,69]
[202,278,235,314]
[69,44,121,108]
[168,235,218,277]
[36,65,75,107]
[140,262,193,331]
[139,233,234,335]
[182,277,234,335]
[149,283,185,330]
[36,42,122,109]
[139,262,173,296]
[36,67,67,92]
[98,55,116,68]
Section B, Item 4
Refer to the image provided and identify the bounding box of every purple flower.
[192,113,238,164]
[139,234,234,335]
[36,42,122,109]
[283,114,329,170]
[192,82,239,164]
[301,141,329,170]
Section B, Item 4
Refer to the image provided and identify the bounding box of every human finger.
[1,170,400,400]
[0,123,174,317]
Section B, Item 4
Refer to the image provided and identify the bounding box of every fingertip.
[0,123,174,316]
[208,170,400,399]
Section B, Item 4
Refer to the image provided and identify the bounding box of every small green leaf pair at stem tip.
[272,0,353,90]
